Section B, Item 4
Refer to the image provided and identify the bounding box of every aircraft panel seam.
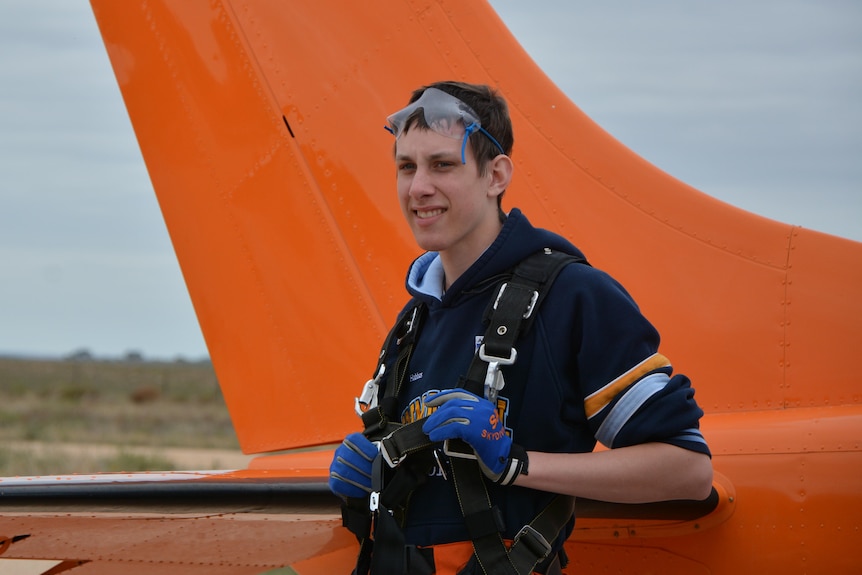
[219,0,389,337]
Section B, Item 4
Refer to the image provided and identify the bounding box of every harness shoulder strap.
[451,248,585,574]
[463,248,586,397]
[358,301,425,437]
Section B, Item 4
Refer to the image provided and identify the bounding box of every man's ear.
[487,154,514,199]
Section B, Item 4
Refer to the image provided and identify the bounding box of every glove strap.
[495,444,529,486]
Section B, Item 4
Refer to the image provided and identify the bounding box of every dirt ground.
[5,440,255,472]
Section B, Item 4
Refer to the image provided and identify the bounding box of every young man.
[330,81,713,575]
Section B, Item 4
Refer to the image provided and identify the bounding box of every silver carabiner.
[354,363,385,416]
[478,344,517,403]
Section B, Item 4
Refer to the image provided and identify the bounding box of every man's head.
[387,81,514,221]
[387,82,514,281]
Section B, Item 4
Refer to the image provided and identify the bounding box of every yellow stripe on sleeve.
[584,353,671,419]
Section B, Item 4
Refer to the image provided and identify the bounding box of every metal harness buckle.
[514,524,552,561]
[379,431,402,468]
[493,283,540,319]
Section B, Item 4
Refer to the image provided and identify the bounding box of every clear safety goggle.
[385,87,505,164]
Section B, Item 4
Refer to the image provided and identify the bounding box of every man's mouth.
[415,208,445,219]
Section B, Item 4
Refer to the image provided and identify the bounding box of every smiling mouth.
[415,208,446,219]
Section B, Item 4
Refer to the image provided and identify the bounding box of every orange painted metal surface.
[1,512,349,574]
[90,0,861,453]
[0,0,858,573]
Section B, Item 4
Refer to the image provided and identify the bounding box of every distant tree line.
[62,348,210,364]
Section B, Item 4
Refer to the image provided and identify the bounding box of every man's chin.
[411,233,446,254]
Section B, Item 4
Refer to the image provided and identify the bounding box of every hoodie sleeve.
[566,265,711,457]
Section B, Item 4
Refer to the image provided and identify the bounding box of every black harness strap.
[450,455,519,575]
[369,453,409,575]
[463,248,582,396]
[507,495,575,573]
[379,419,434,466]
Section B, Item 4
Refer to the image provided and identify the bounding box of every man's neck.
[439,224,503,291]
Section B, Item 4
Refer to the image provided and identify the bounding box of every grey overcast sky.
[0,1,859,359]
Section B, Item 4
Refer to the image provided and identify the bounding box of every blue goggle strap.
[462,122,505,164]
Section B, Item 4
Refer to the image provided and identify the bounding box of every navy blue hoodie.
[384,208,709,547]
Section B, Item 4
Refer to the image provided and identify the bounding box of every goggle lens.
[385,88,504,163]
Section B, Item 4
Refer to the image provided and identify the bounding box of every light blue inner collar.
[407,252,445,300]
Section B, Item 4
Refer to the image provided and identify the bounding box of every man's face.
[394,126,502,266]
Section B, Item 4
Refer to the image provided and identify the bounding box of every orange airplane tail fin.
[90,0,862,456]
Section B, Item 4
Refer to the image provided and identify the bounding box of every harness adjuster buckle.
[379,432,402,468]
[493,283,540,319]
[396,306,421,345]
[369,491,380,512]
[514,524,552,561]
[478,343,517,366]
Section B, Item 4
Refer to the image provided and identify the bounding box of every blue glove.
[328,432,378,499]
[423,389,527,485]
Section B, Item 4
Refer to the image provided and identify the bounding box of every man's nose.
[408,166,434,198]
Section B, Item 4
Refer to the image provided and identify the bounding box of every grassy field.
[0,356,243,475]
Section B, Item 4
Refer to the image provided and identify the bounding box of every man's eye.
[398,162,416,171]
